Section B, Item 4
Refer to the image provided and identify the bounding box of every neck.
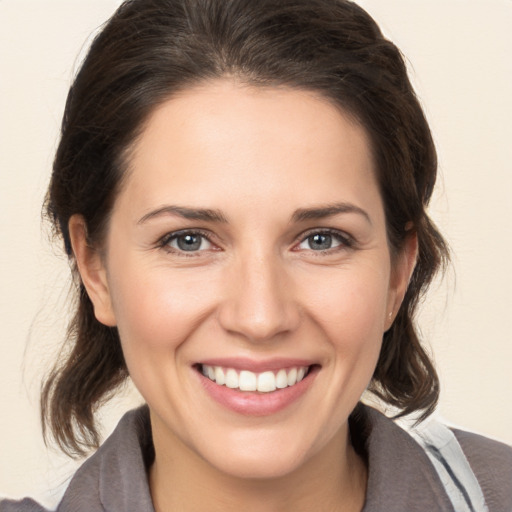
[149,415,367,512]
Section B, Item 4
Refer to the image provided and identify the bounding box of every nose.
[217,252,301,343]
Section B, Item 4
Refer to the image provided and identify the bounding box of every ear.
[385,231,418,331]
[68,215,117,327]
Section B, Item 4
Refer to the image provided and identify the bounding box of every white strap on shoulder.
[406,418,489,512]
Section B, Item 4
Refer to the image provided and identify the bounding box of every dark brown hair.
[42,0,448,456]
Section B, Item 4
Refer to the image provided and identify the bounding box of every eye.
[296,230,352,252]
[161,230,214,253]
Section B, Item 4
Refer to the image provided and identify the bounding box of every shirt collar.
[62,404,451,511]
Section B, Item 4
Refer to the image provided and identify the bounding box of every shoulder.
[1,406,154,512]
[452,428,512,512]
[353,403,512,512]
[0,498,49,512]
[352,404,456,511]
[56,405,154,512]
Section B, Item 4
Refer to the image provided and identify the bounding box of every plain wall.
[1,0,511,507]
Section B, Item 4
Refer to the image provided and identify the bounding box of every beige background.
[1,0,511,506]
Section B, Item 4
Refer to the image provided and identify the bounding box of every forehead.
[117,80,381,223]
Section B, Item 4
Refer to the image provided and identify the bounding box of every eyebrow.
[138,205,229,224]
[291,202,372,225]
[137,201,371,225]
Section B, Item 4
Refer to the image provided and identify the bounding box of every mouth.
[193,360,319,415]
[193,356,320,415]
[197,364,313,393]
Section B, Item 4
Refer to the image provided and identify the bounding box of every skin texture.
[69,80,417,511]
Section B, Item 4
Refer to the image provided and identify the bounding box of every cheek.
[299,263,390,402]
[108,262,216,356]
[325,278,388,398]
[302,265,390,348]
[106,263,222,408]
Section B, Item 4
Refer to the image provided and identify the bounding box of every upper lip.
[197,357,317,373]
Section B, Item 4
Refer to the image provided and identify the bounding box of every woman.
[1,0,511,511]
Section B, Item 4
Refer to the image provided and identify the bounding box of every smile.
[196,359,319,415]
[200,365,309,393]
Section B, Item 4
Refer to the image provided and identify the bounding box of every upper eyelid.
[298,227,349,237]
[161,228,213,241]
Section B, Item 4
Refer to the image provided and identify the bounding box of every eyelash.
[157,228,355,257]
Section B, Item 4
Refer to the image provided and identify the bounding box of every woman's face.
[76,80,413,479]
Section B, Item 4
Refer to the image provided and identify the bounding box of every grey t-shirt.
[2,405,511,512]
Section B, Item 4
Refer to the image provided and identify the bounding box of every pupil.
[177,234,201,251]
[309,234,331,250]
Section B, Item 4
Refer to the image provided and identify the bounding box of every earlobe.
[386,232,418,330]
[68,215,117,327]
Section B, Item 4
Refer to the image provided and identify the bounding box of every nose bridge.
[218,246,300,342]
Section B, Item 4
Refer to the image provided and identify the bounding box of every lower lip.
[196,367,318,416]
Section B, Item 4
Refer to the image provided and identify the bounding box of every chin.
[210,450,306,481]
[195,428,318,481]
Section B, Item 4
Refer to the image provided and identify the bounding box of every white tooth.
[225,369,239,389]
[201,365,209,377]
[214,367,225,386]
[287,367,297,386]
[257,371,276,393]
[239,370,257,391]
[276,369,288,389]
[297,367,306,382]
[207,366,215,380]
